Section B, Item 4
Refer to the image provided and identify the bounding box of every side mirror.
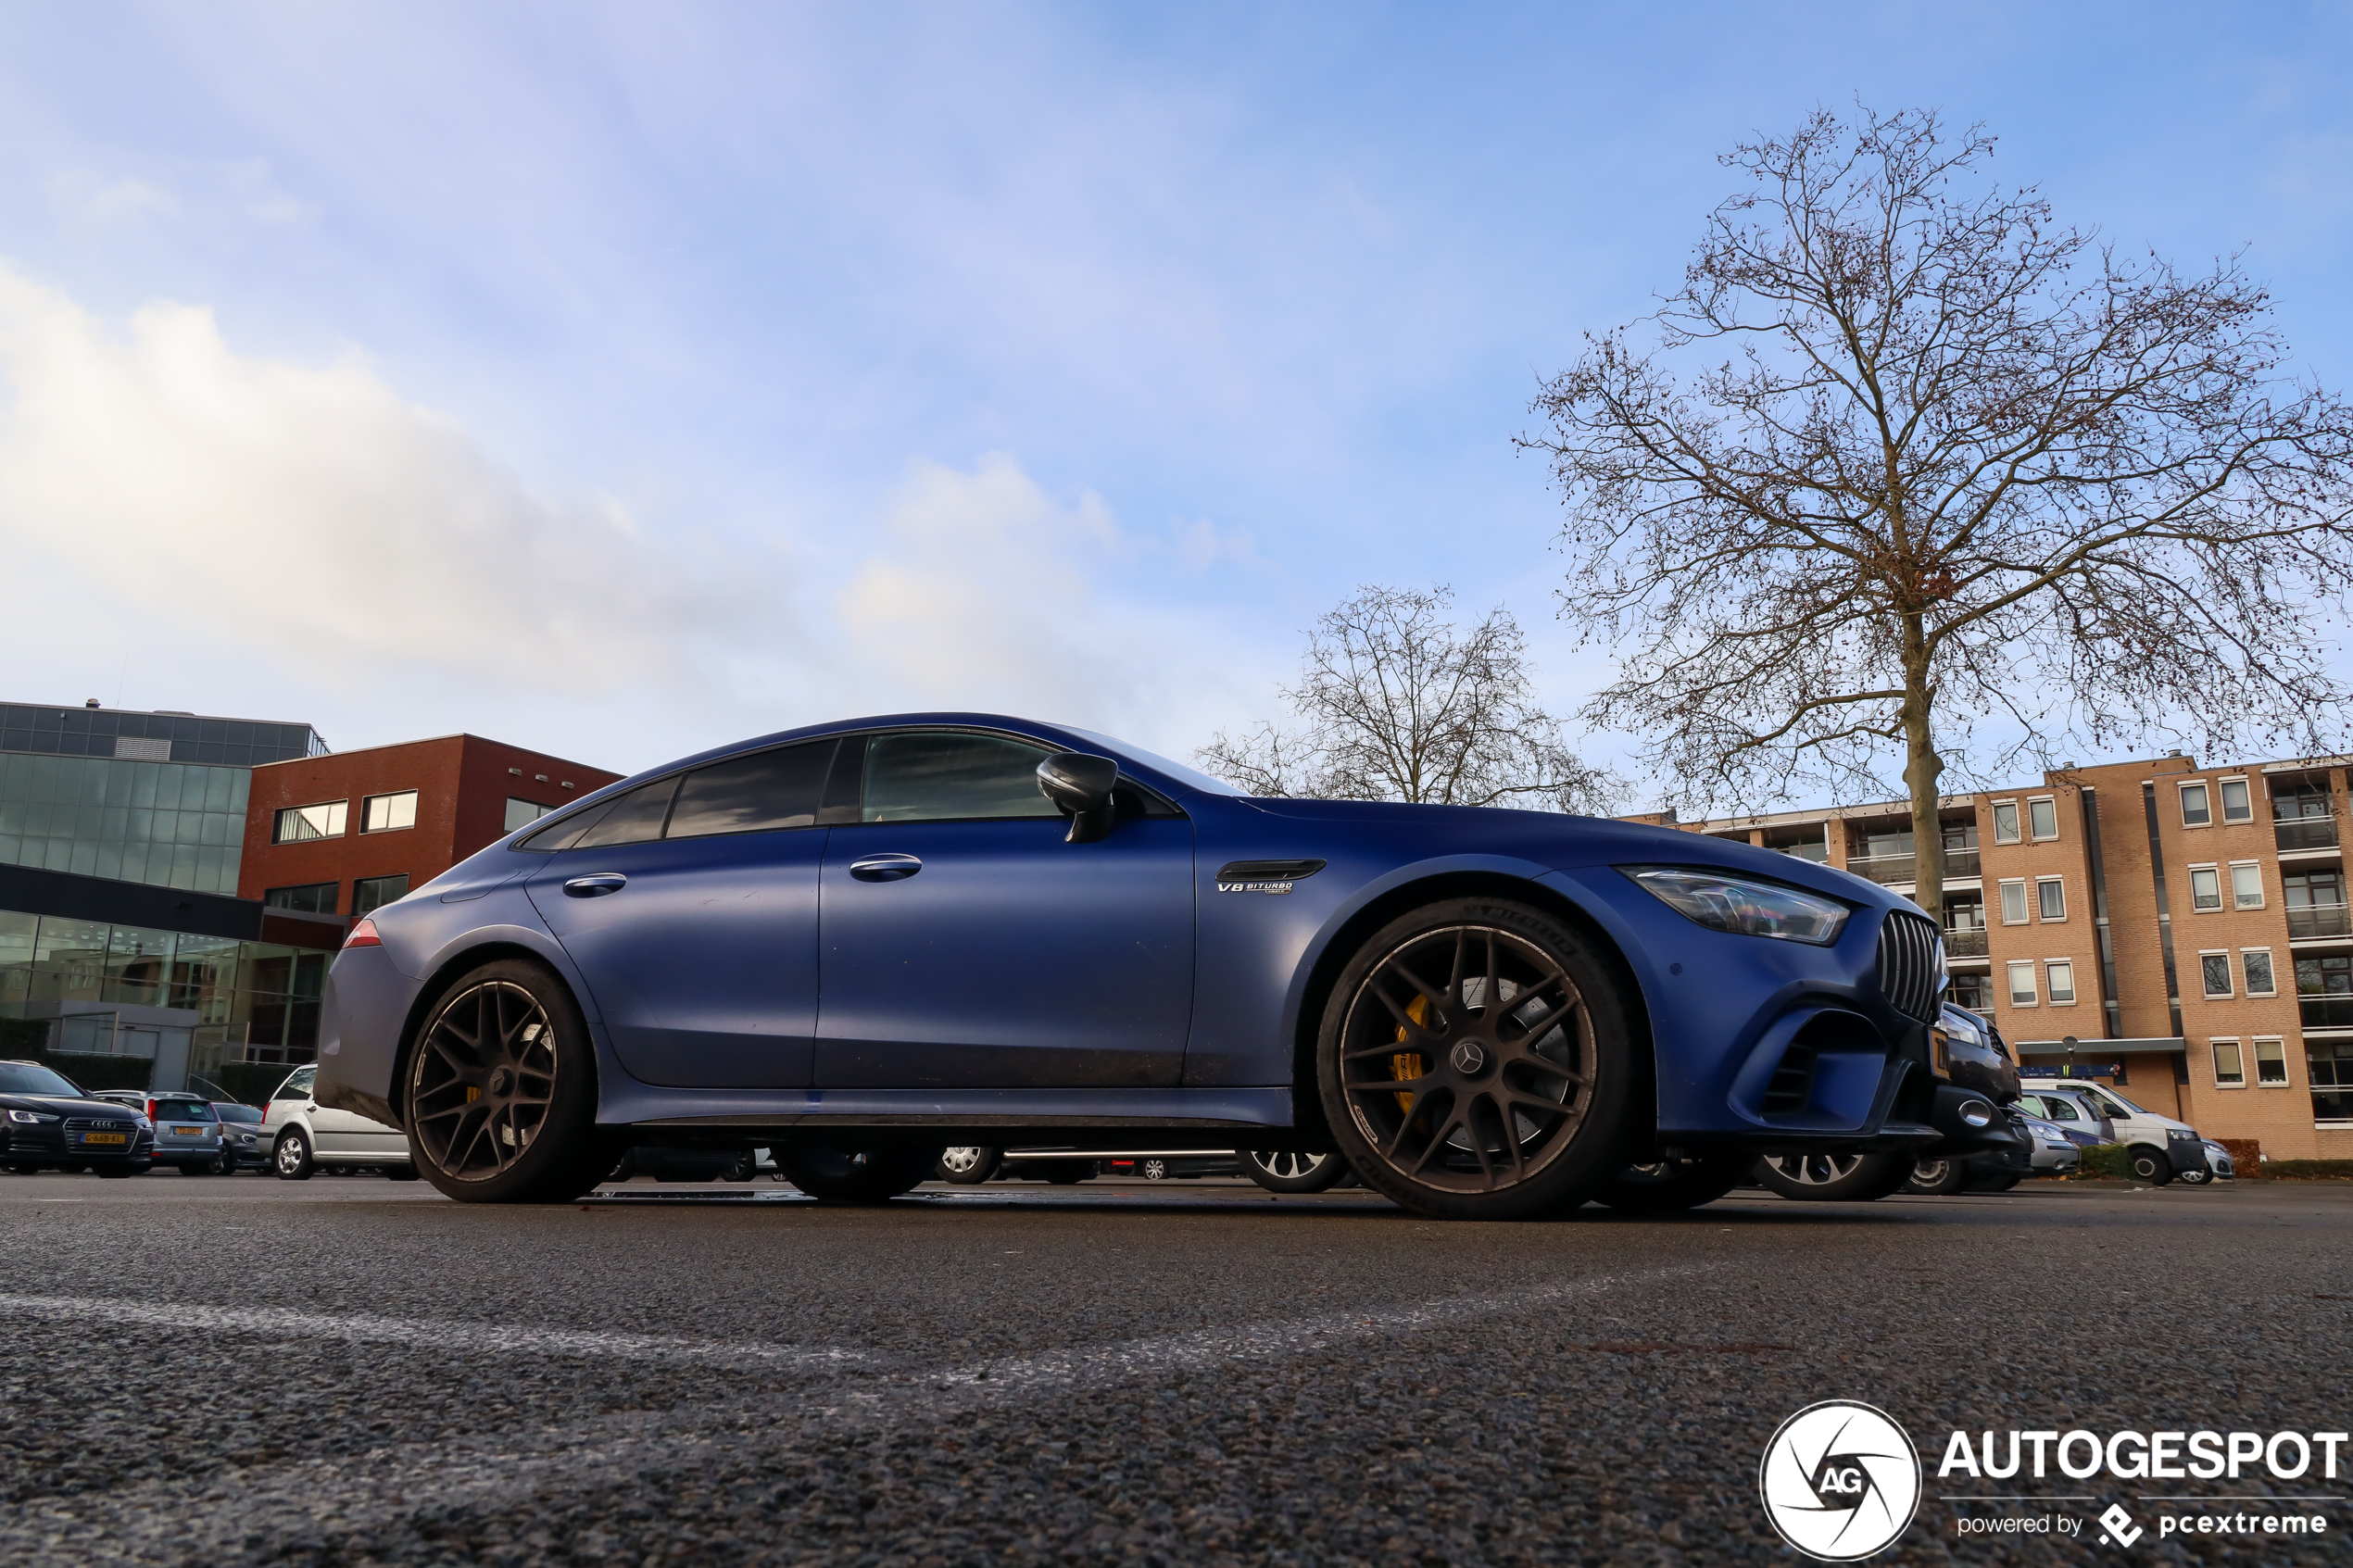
[1037,752,1119,844]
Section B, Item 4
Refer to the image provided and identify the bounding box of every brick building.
[1652,754,2353,1162]
[238,735,623,922]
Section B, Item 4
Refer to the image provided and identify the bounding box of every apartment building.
[1652,753,2353,1161]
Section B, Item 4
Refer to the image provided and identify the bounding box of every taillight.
[344,918,382,948]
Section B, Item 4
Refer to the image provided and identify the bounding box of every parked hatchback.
[258,1065,417,1180]
[91,1092,226,1174]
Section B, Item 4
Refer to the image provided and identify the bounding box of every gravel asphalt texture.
[1,1172,2348,1567]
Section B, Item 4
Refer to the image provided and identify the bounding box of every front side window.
[2037,878,2066,921]
[361,791,418,833]
[2244,948,2277,996]
[505,797,557,834]
[1991,801,2020,844]
[2212,1040,2245,1087]
[2220,778,2253,822]
[2255,1038,2288,1085]
[861,732,1060,823]
[272,801,346,844]
[667,740,836,838]
[2231,863,2264,909]
[2199,952,2232,998]
[1999,880,2029,924]
[353,874,410,917]
[2046,960,2077,1005]
[2007,960,2037,1006]
[262,882,337,914]
[2188,866,2221,911]
[2028,797,2058,840]
[2179,782,2211,827]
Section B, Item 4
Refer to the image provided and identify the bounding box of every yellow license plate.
[172,1126,204,1136]
[82,1132,128,1146]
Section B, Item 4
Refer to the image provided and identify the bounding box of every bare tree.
[1196,584,1617,813]
[1521,105,2353,923]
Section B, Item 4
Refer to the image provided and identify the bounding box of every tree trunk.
[1898,614,1946,935]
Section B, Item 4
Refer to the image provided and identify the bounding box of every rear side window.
[275,1070,316,1101]
[862,733,1060,823]
[568,779,680,849]
[667,741,836,839]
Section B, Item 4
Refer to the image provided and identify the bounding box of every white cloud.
[47,171,180,227]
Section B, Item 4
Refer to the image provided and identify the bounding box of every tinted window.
[0,1062,82,1096]
[668,741,835,838]
[570,779,680,849]
[152,1099,216,1122]
[861,733,1060,823]
[215,1104,262,1123]
[275,1069,316,1101]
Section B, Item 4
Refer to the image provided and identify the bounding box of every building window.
[1946,970,1991,1013]
[2046,960,2077,1005]
[2028,797,2058,840]
[2312,1040,2353,1123]
[1992,800,2020,844]
[352,873,410,917]
[2199,951,2233,998]
[2212,1039,2246,1087]
[361,791,418,834]
[262,882,338,914]
[2179,781,2211,827]
[272,801,347,844]
[2220,778,2253,823]
[2036,877,2067,921]
[2188,865,2222,911]
[2255,1037,2288,1086]
[1999,879,2029,924]
[505,797,557,834]
[2231,862,2264,909]
[2007,960,2038,1006]
[2244,948,2277,997]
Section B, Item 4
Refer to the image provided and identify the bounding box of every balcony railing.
[1943,928,1989,958]
[2299,995,2353,1028]
[1843,849,1980,884]
[2276,818,2341,852]
[2288,905,2353,940]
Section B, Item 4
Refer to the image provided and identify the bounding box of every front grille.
[64,1117,139,1146]
[1876,911,1944,1023]
[1760,1043,1818,1115]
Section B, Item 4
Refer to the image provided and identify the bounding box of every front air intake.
[1875,911,1944,1023]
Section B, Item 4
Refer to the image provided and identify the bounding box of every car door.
[814,729,1194,1089]
[524,739,835,1088]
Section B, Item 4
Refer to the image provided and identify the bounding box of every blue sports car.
[315,714,2016,1220]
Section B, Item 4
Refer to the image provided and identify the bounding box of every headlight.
[6,1109,60,1123]
[1627,868,1849,946]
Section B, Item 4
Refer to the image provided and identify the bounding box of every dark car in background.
[0,1061,156,1176]
[211,1102,266,1172]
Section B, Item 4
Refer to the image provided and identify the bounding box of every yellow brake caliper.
[1392,994,1429,1112]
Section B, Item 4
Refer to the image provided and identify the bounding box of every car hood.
[0,1094,140,1119]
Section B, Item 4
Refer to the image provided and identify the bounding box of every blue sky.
[0,2,2347,795]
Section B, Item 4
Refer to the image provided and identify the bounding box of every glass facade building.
[0,703,326,897]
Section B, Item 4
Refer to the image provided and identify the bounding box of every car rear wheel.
[1592,1150,1751,1211]
[2128,1146,2174,1185]
[1901,1158,1969,1196]
[776,1144,938,1203]
[405,959,611,1204]
[1240,1149,1351,1194]
[273,1128,316,1181]
[1754,1152,1915,1201]
[937,1146,1001,1185]
[1317,899,1637,1222]
[178,1161,211,1177]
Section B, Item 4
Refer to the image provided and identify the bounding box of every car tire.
[1967,1173,2023,1193]
[5,1162,41,1175]
[1239,1149,1351,1194]
[385,1164,421,1182]
[1753,1152,1917,1201]
[2128,1145,2174,1185]
[2175,1168,2212,1186]
[405,958,614,1204]
[1317,898,1638,1222]
[1139,1158,1169,1181]
[936,1147,1001,1185]
[1592,1150,1752,1211]
[775,1144,939,1203]
[721,1151,758,1183]
[178,1161,211,1177]
[94,1164,139,1179]
[1902,1158,1969,1196]
[273,1128,316,1181]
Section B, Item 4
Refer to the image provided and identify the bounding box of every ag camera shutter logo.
[1759,1400,1923,1561]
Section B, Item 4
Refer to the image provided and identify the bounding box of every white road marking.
[0,1294,864,1369]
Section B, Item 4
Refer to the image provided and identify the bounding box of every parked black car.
[0,1060,157,1176]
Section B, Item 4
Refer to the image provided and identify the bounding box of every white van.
[258,1064,416,1180]
[2016,1076,2228,1185]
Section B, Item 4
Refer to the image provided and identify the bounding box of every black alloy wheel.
[2128,1146,2174,1186]
[1901,1157,1969,1196]
[937,1147,1001,1185]
[1318,899,1635,1221]
[1239,1149,1351,1194]
[273,1128,315,1181]
[775,1144,939,1203]
[1753,1152,1916,1201]
[1592,1150,1753,1211]
[406,959,610,1203]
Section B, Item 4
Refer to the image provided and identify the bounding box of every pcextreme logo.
[1759,1400,1924,1562]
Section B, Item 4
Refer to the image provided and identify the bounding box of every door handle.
[563,873,628,897]
[848,853,923,883]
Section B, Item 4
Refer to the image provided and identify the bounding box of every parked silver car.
[93,1091,224,1175]
[258,1065,416,1179]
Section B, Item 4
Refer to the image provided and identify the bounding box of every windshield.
[1062,728,1246,797]
[151,1100,216,1122]
[0,1062,83,1097]
[214,1104,262,1123]
[2091,1087,2145,1117]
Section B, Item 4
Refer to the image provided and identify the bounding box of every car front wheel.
[273,1129,315,1181]
[1592,1150,1752,1211]
[2128,1146,2174,1185]
[1754,1152,1915,1201]
[776,1145,938,1203]
[1901,1158,1969,1196]
[1239,1149,1351,1194]
[405,958,611,1203]
[937,1147,1001,1185]
[1317,898,1637,1222]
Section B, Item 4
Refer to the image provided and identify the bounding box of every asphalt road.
[2,1172,2348,1567]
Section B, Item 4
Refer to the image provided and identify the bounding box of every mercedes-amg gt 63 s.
[316,714,2019,1220]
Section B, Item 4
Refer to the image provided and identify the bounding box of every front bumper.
[4,1123,157,1169]
[150,1135,223,1166]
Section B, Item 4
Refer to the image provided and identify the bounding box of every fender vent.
[1876,911,1944,1023]
[1760,1044,1818,1115]
[1215,859,1326,883]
